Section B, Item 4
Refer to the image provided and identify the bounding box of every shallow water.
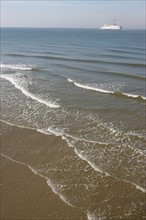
[1,28,146,219]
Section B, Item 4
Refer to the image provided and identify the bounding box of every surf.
[0,74,60,108]
[1,63,34,71]
[1,119,145,193]
[68,79,146,102]
[47,126,146,193]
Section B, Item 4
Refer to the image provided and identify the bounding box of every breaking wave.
[68,79,146,102]
[1,63,35,71]
[0,74,60,108]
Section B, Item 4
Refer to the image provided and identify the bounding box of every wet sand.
[1,121,146,219]
[0,122,86,220]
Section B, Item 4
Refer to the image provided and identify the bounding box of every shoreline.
[1,121,146,219]
[0,121,86,220]
[1,155,86,220]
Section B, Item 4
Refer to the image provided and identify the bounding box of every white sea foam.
[48,127,64,137]
[47,126,146,193]
[37,128,52,135]
[1,119,145,193]
[0,74,60,108]
[1,152,73,208]
[1,63,33,71]
[47,127,107,174]
[26,165,74,207]
[66,133,110,145]
[87,211,105,220]
[127,131,146,141]
[0,119,36,131]
[67,78,146,101]
[46,179,74,207]
[68,78,112,94]
[1,153,26,165]
[87,212,97,220]
[67,78,74,83]
[63,136,110,176]
[0,119,52,136]
[122,92,146,100]
[134,184,146,193]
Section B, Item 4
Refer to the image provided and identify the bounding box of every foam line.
[47,127,146,193]
[1,63,33,71]
[0,75,60,108]
[122,92,146,100]
[65,133,110,145]
[0,119,52,136]
[0,119,37,131]
[68,78,113,94]
[66,137,146,193]
[67,79,146,101]
[27,165,74,207]
[1,120,145,193]
[1,153,74,208]
[1,153,26,165]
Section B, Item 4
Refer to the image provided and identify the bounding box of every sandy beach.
[1,121,146,219]
[1,122,86,220]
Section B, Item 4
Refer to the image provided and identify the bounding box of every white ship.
[100,24,122,30]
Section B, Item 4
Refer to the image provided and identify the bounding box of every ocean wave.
[5,54,145,67]
[68,79,146,102]
[47,127,112,176]
[64,136,146,192]
[56,64,145,81]
[1,119,145,193]
[106,72,145,81]
[35,55,145,67]
[46,126,146,193]
[107,48,145,56]
[6,53,29,57]
[1,63,35,71]
[0,74,60,108]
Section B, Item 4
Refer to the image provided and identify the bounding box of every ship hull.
[100,24,122,30]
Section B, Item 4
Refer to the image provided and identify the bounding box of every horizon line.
[1,26,145,30]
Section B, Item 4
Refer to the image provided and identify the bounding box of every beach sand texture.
[1,121,146,219]
[1,122,86,220]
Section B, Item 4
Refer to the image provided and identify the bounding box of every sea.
[1,28,146,219]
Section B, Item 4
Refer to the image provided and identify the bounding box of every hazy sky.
[1,1,145,29]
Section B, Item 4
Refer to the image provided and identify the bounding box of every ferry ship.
[100,24,122,30]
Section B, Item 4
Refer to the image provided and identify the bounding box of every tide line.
[1,153,26,165]
[1,153,74,208]
[47,127,146,193]
[0,119,52,136]
[1,119,145,193]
